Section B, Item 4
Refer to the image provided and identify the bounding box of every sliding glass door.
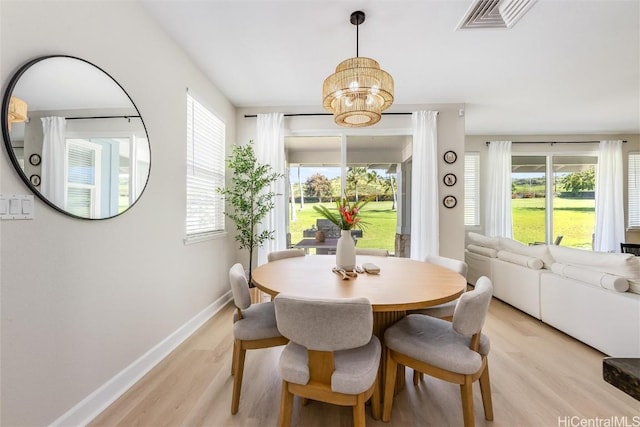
[511,154,597,248]
[511,156,547,245]
[285,134,404,255]
[552,155,597,248]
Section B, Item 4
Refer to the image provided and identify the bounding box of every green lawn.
[288,198,594,253]
[512,197,594,248]
[289,201,397,253]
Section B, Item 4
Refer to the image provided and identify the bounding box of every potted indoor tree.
[217,141,283,282]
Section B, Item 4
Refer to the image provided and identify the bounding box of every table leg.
[373,311,406,395]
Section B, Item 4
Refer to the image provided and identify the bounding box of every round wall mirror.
[1,55,151,219]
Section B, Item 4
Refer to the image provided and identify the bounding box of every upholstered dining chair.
[267,248,306,262]
[260,249,306,302]
[409,255,468,384]
[382,277,494,427]
[273,294,381,427]
[412,255,468,320]
[228,263,288,415]
[355,248,389,257]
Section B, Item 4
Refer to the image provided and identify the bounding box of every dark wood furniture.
[603,358,640,401]
[620,243,640,256]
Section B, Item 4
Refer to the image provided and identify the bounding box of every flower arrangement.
[313,195,369,230]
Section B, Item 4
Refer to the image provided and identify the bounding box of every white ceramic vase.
[336,229,356,271]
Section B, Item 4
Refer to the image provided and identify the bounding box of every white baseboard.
[50,292,233,427]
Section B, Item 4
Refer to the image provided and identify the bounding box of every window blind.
[464,152,480,227]
[629,152,640,228]
[186,94,225,238]
[67,142,96,185]
[65,139,100,217]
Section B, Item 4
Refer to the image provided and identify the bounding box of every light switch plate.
[0,194,34,220]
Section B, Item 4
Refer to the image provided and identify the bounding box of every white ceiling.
[13,57,133,111]
[141,0,640,136]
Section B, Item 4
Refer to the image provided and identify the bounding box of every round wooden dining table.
[251,254,467,392]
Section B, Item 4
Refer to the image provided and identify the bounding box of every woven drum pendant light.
[322,11,394,127]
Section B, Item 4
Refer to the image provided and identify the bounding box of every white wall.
[0,2,237,425]
[465,133,640,244]
[236,104,467,260]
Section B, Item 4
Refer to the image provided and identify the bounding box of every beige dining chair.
[409,255,468,384]
[228,263,288,414]
[273,294,381,427]
[355,248,389,257]
[261,249,306,301]
[412,255,468,321]
[382,277,494,427]
[267,248,306,262]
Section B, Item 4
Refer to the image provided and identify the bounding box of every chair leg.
[231,342,246,414]
[460,376,475,427]
[279,380,294,427]
[353,393,366,427]
[370,375,381,420]
[382,350,398,422]
[412,370,424,385]
[231,339,239,376]
[479,362,494,421]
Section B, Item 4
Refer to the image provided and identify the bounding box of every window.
[511,154,596,248]
[186,94,225,239]
[464,152,480,227]
[629,152,640,228]
[66,139,102,217]
[65,135,148,218]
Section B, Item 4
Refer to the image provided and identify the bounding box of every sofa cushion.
[497,250,543,269]
[548,246,640,293]
[467,244,498,258]
[499,238,555,269]
[551,263,629,292]
[468,232,501,250]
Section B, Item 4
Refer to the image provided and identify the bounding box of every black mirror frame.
[1,54,151,220]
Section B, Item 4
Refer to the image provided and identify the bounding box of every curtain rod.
[485,140,627,145]
[65,115,142,121]
[244,112,415,118]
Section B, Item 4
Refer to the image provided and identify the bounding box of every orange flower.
[313,194,370,230]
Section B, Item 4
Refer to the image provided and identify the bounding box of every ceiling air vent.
[456,0,537,30]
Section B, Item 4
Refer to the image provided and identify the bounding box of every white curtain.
[485,140,513,238]
[410,111,439,260]
[40,116,66,208]
[255,113,286,266]
[594,140,625,252]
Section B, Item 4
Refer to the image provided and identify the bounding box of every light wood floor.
[89,296,639,426]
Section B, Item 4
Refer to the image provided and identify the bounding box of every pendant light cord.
[356,21,359,57]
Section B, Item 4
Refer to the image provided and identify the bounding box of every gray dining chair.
[411,255,468,321]
[382,277,494,427]
[355,248,389,257]
[228,263,288,414]
[274,294,381,427]
[409,255,468,384]
[267,248,306,262]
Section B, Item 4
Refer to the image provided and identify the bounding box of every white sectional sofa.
[465,232,640,357]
